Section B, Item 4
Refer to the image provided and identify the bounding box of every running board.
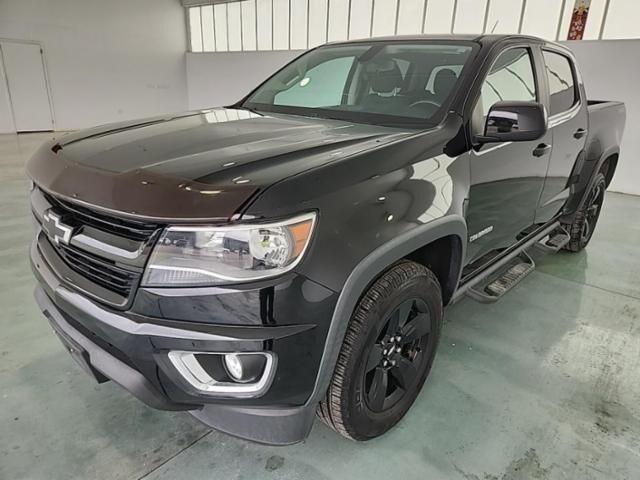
[452,221,561,304]
[534,227,570,253]
[466,252,535,303]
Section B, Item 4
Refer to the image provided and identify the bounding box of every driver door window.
[474,48,537,129]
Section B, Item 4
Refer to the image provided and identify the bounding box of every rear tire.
[317,260,443,440]
[563,173,606,253]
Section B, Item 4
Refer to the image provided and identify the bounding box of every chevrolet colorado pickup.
[28,35,625,445]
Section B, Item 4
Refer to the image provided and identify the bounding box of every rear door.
[465,46,552,263]
[535,48,588,223]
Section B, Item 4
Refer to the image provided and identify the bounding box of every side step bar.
[534,228,570,253]
[452,221,562,304]
[466,251,535,303]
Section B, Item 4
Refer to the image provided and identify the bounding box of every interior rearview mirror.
[475,101,547,144]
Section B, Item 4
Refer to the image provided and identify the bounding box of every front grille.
[35,188,160,305]
[56,243,140,298]
[43,191,158,241]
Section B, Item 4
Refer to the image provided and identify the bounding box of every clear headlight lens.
[142,212,316,286]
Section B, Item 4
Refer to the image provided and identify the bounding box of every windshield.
[242,41,475,127]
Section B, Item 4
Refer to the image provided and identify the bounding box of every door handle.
[573,128,587,139]
[533,143,552,157]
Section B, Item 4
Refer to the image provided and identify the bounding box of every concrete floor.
[2,132,640,480]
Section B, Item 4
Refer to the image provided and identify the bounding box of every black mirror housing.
[476,101,548,144]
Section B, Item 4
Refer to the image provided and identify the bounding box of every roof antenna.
[491,21,499,33]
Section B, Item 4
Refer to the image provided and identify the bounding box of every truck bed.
[586,100,626,170]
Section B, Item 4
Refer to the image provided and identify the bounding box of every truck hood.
[27,108,410,222]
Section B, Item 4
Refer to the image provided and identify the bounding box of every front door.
[465,47,552,263]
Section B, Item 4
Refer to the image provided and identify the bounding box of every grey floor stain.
[501,449,550,480]
[456,449,550,480]
[594,400,636,437]
[265,455,285,472]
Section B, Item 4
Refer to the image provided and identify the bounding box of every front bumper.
[31,238,337,444]
[35,287,186,410]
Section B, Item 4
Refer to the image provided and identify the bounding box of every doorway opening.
[0,39,55,133]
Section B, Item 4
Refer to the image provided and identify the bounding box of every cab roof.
[328,34,550,47]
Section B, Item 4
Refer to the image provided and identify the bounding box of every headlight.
[142,212,316,286]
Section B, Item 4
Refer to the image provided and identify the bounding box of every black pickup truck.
[27,35,625,445]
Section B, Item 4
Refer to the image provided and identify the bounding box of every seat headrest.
[365,59,403,94]
[434,68,458,98]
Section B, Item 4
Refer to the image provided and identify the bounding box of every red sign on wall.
[567,0,591,40]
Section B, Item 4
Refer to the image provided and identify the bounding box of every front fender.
[304,214,467,407]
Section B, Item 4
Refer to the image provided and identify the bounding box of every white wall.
[0,0,188,133]
[186,40,640,196]
[561,40,640,196]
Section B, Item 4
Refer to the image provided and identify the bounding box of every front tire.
[317,261,443,440]
[563,173,606,253]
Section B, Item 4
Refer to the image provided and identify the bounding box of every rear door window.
[542,50,578,116]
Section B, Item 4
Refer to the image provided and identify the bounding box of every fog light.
[224,353,244,381]
[224,353,267,383]
[167,350,275,397]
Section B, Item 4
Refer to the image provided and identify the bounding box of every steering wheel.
[408,100,441,115]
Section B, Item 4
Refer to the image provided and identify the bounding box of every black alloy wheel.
[364,298,431,413]
[580,178,605,245]
[317,261,443,441]
[564,172,607,252]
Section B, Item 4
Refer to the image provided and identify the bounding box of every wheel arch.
[305,215,467,407]
[404,234,463,305]
[563,146,620,221]
[599,152,618,188]
[583,147,620,204]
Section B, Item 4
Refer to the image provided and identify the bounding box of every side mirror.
[475,101,547,144]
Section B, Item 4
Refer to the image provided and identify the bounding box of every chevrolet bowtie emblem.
[42,210,74,246]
